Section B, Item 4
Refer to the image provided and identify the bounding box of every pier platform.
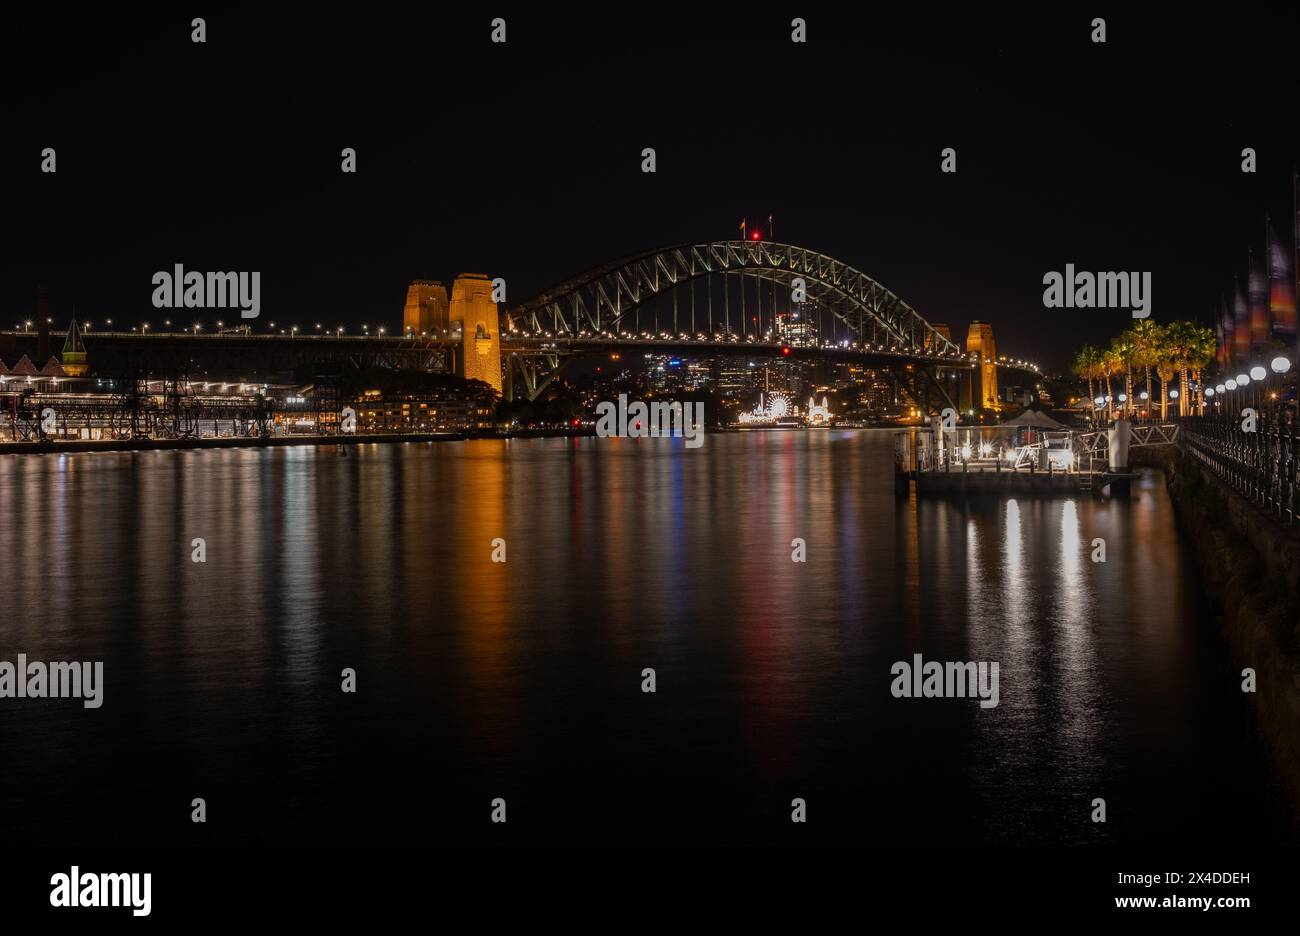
[894,421,1175,498]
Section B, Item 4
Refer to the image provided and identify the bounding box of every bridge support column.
[449,274,503,394]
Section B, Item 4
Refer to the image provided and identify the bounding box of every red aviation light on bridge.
[751,230,762,241]
[781,346,791,356]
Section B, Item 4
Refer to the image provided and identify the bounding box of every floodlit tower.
[449,273,502,393]
[966,321,999,411]
[403,280,449,336]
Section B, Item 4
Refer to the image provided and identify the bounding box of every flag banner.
[1268,218,1296,336]
[1248,248,1270,354]
[1216,299,1226,368]
[1233,275,1250,360]
[1295,168,1300,343]
[1222,293,1235,368]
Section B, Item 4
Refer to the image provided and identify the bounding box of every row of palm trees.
[1071,320,1216,420]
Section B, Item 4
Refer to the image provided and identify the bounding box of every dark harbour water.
[0,431,1292,847]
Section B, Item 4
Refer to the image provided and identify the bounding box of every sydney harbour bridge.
[500,239,1009,407]
[3,240,1042,432]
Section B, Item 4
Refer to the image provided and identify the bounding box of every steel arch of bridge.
[507,240,961,355]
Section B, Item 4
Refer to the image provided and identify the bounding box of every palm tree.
[1162,321,1201,417]
[1072,344,1102,414]
[1100,345,1123,419]
[1153,326,1180,421]
[1111,330,1139,416]
[1129,320,1163,419]
[1186,323,1215,415]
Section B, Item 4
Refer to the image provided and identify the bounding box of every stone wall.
[1138,446,1300,820]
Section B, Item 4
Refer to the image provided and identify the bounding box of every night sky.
[3,5,1297,372]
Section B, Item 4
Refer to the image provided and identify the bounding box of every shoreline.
[0,424,914,454]
[0,432,468,454]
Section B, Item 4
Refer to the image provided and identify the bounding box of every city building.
[762,358,804,396]
[778,304,819,345]
[61,319,88,376]
[684,359,713,390]
[716,358,757,398]
[864,371,896,413]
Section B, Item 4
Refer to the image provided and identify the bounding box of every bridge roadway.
[2,329,453,378]
[504,333,1040,403]
[0,329,1042,393]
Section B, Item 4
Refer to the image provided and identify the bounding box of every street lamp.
[1250,365,1266,382]
[1271,356,1292,375]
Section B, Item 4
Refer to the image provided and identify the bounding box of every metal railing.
[1178,415,1299,526]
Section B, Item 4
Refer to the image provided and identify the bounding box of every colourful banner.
[1222,293,1234,368]
[1216,298,1226,369]
[1268,217,1296,337]
[1233,275,1250,361]
[1248,248,1270,354]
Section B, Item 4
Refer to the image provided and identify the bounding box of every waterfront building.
[61,319,88,376]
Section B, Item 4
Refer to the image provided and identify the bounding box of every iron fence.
[1178,415,1299,526]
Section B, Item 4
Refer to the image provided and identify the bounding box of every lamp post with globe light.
[1271,355,1293,425]
[1247,364,1266,414]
